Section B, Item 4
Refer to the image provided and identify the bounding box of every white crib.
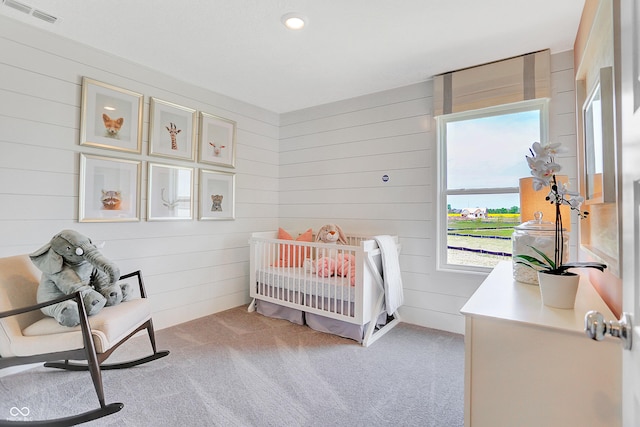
[248,231,402,346]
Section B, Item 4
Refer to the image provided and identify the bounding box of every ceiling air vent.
[3,0,32,14]
[32,9,57,24]
[2,0,58,24]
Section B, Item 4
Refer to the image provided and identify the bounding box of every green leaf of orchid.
[528,246,556,269]
[514,256,550,270]
[560,262,607,272]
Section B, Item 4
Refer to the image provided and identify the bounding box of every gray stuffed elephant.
[29,229,132,327]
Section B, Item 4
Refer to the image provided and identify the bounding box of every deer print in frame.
[198,111,236,168]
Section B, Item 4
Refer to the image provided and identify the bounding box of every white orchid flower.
[542,141,568,157]
[567,197,584,209]
[531,177,549,191]
[526,156,547,172]
[558,183,580,197]
[527,155,562,174]
[527,156,558,189]
[548,182,585,209]
[532,162,562,181]
[530,142,551,161]
[531,141,568,159]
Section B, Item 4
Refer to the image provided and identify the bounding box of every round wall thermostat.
[382,174,389,182]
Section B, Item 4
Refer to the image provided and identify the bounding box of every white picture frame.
[148,97,197,161]
[147,163,194,221]
[79,77,143,153]
[198,112,236,168]
[199,169,235,220]
[78,153,141,222]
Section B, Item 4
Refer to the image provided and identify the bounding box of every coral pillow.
[274,228,312,267]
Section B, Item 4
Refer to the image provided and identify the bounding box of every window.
[437,99,548,272]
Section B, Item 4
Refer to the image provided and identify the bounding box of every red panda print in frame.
[79,153,141,222]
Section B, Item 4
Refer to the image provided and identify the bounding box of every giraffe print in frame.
[166,122,181,150]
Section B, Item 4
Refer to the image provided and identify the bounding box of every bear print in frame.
[199,169,235,220]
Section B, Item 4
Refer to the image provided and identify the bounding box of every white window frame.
[436,99,549,274]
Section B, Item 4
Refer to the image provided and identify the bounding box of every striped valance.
[433,49,551,116]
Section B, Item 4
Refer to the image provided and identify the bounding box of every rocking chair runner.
[0,255,169,426]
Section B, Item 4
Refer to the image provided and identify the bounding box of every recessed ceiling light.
[281,13,306,30]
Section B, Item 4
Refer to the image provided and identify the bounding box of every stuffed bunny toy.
[29,229,131,327]
[315,223,347,245]
[314,224,356,285]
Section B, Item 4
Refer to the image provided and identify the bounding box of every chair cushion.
[21,298,151,355]
[0,255,47,358]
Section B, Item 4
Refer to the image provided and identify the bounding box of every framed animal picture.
[198,112,236,168]
[79,77,143,153]
[78,153,141,222]
[148,97,197,161]
[147,162,194,221]
[199,169,235,220]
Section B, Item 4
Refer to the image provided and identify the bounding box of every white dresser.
[460,261,621,427]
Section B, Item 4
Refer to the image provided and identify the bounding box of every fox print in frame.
[79,77,143,153]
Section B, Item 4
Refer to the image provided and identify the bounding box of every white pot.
[537,271,580,309]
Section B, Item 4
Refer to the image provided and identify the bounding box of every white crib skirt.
[256,300,304,325]
[255,299,362,341]
[305,312,366,342]
[255,299,389,343]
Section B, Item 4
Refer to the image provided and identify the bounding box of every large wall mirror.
[582,66,615,204]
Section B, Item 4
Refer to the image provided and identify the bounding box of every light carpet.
[0,306,464,426]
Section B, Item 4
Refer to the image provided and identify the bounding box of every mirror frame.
[582,66,616,204]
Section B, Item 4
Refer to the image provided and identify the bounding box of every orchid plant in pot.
[514,141,606,307]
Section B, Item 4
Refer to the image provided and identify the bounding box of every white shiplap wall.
[0,12,578,335]
[0,15,279,330]
[279,50,578,334]
[549,50,581,256]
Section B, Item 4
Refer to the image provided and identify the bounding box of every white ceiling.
[1,0,586,113]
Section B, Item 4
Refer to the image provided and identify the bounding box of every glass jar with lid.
[512,211,567,285]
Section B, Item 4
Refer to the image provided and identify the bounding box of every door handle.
[585,311,632,350]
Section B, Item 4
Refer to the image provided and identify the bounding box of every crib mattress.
[255,267,356,303]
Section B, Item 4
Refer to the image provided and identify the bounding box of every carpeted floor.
[0,306,464,426]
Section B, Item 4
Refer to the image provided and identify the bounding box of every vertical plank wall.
[0,16,279,329]
[279,51,578,334]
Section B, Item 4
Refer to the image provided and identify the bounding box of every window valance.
[433,49,551,116]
